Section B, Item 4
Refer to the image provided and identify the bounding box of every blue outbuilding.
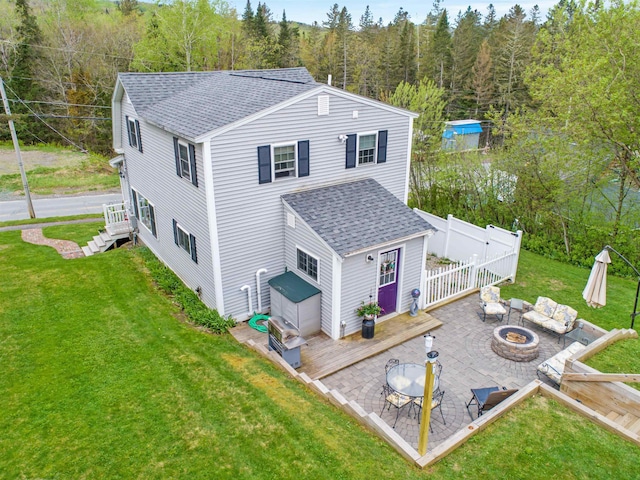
[442,119,483,151]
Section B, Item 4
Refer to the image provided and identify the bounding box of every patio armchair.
[380,384,412,428]
[537,341,586,386]
[466,386,518,420]
[480,285,507,322]
[413,389,446,432]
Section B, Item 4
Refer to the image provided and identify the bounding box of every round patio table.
[386,363,439,398]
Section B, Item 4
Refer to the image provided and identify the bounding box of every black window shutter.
[172,219,178,245]
[189,143,198,187]
[149,204,157,237]
[131,190,139,218]
[173,138,181,177]
[298,140,309,177]
[190,234,198,263]
[345,134,357,169]
[377,130,388,163]
[257,145,272,184]
[135,119,143,153]
[125,115,132,147]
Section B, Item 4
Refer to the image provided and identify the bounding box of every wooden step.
[99,231,112,242]
[81,246,93,257]
[627,417,640,434]
[88,240,100,253]
[605,411,620,422]
[618,413,639,429]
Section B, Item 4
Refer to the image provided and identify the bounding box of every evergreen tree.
[429,11,452,89]
[471,39,494,116]
[277,10,299,68]
[117,0,139,16]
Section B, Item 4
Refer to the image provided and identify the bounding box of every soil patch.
[0,147,88,175]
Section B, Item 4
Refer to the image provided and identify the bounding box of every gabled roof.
[114,67,418,143]
[117,68,319,140]
[282,179,435,258]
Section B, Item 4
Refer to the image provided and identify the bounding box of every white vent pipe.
[240,285,252,317]
[256,268,268,313]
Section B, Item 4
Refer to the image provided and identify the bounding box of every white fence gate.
[416,210,523,309]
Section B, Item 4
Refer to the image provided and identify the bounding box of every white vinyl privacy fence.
[416,210,523,309]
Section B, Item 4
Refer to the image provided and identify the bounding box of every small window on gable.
[274,144,296,179]
[358,133,376,165]
[297,248,318,282]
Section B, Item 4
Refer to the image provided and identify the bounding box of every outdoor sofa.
[522,296,579,345]
[536,341,586,386]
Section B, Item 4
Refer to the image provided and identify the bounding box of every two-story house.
[111,68,435,339]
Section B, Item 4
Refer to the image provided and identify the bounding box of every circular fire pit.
[491,325,540,362]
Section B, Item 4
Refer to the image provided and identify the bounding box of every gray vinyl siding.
[210,92,412,321]
[339,236,426,337]
[282,205,334,335]
[120,98,217,309]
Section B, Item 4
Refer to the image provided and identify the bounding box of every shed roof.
[282,179,435,258]
[117,68,319,139]
[443,119,483,138]
[268,271,321,303]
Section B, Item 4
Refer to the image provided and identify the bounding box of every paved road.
[0,193,123,222]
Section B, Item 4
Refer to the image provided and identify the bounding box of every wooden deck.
[230,310,442,380]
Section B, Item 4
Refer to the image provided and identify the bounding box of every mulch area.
[21,228,84,259]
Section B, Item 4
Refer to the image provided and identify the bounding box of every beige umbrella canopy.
[582,249,611,308]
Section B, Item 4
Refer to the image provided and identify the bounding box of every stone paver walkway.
[21,228,84,259]
[322,294,564,452]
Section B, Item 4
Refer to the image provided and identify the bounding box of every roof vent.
[318,96,329,116]
[287,213,296,228]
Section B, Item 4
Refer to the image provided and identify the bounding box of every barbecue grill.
[267,315,306,368]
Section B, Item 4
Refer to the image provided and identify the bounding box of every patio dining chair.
[413,389,446,432]
[480,285,507,323]
[385,358,400,373]
[466,386,518,420]
[380,384,412,428]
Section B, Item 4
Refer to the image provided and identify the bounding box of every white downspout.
[256,268,268,313]
[241,285,252,317]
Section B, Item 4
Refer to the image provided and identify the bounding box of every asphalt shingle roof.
[118,68,319,139]
[282,179,435,258]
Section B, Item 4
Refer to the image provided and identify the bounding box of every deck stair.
[81,225,130,257]
[596,409,640,435]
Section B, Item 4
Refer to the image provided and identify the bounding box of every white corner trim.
[419,236,429,310]
[331,255,342,340]
[203,140,225,315]
[404,117,413,205]
[111,80,124,151]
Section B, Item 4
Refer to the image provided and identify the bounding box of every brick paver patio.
[322,293,565,451]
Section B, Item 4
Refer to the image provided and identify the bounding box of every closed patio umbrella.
[582,249,611,308]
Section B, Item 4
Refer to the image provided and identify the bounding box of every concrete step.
[93,235,106,248]
[81,246,93,257]
[88,240,100,253]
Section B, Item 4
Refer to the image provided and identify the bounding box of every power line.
[20,114,110,121]
[0,39,138,63]
[7,98,111,109]
[3,82,89,153]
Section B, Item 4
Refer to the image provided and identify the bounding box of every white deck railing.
[103,203,130,235]
[422,251,519,309]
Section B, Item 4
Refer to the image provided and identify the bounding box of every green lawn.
[1,227,639,478]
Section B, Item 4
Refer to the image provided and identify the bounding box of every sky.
[231,0,558,25]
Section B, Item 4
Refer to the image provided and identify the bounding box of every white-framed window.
[297,247,319,282]
[173,219,198,263]
[131,188,156,237]
[128,118,138,149]
[178,141,191,181]
[358,132,377,165]
[176,224,190,254]
[273,143,297,179]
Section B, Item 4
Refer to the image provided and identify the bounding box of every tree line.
[1,0,639,270]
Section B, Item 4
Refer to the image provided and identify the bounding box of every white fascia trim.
[195,87,326,143]
[112,80,124,151]
[404,117,413,205]
[282,200,344,263]
[344,230,433,258]
[203,140,225,315]
[195,84,418,144]
[320,85,420,119]
[419,235,429,310]
[331,255,342,339]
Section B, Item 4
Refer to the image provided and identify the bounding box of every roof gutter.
[342,228,435,259]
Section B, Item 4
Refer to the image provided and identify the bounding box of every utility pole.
[0,76,35,218]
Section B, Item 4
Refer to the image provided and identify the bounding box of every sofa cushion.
[552,304,578,329]
[480,286,501,304]
[537,341,586,384]
[534,296,557,317]
[540,317,572,334]
[522,310,550,325]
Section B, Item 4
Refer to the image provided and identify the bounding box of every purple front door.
[377,249,400,316]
